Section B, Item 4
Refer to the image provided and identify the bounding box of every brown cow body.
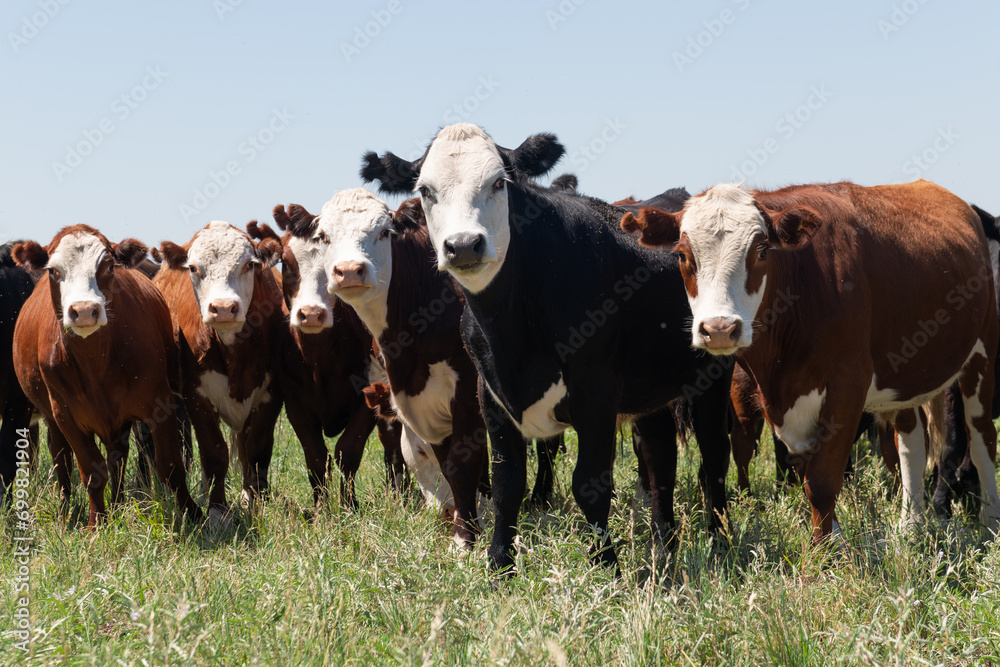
[624,180,1000,538]
[12,226,201,527]
[153,222,284,522]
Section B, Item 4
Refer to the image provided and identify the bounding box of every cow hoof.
[208,506,233,531]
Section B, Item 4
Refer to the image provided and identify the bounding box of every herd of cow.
[2,122,999,577]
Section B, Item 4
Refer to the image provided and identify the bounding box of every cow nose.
[698,317,743,350]
[332,262,367,288]
[442,233,486,269]
[208,300,240,323]
[297,305,327,329]
[68,302,101,328]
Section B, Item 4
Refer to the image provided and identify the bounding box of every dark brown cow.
[623,180,1000,539]
[11,225,201,527]
[248,217,406,506]
[152,221,284,524]
[275,191,493,547]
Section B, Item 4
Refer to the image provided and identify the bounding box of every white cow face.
[284,233,336,334]
[158,221,279,346]
[13,226,147,338]
[314,189,395,336]
[414,125,510,293]
[622,184,816,354]
[359,124,566,295]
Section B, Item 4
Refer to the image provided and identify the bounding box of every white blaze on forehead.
[681,184,767,347]
[417,123,510,293]
[47,231,110,333]
[286,234,333,327]
[317,188,394,338]
[187,221,255,325]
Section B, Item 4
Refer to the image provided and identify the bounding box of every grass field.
[3,415,1000,666]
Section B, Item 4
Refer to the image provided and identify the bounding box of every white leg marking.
[961,340,1000,532]
[897,414,927,529]
[398,424,453,514]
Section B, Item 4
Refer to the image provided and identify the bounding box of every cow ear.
[274,204,317,237]
[393,198,425,234]
[500,133,565,179]
[766,205,819,247]
[12,241,48,271]
[111,238,148,268]
[549,173,578,193]
[157,241,189,270]
[621,207,682,247]
[247,220,282,244]
[253,237,282,268]
[360,151,424,194]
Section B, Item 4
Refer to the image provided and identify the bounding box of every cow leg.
[632,425,650,498]
[185,397,229,518]
[932,383,967,519]
[52,418,108,529]
[45,419,74,515]
[239,395,283,505]
[375,418,407,494]
[483,387,528,575]
[131,420,155,490]
[333,404,377,509]
[691,369,733,534]
[439,381,488,549]
[284,398,332,505]
[106,425,131,508]
[528,433,562,508]
[729,388,761,496]
[174,396,195,472]
[894,407,928,529]
[0,391,34,506]
[957,346,1000,533]
[633,409,678,546]
[774,436,801,491]
[877,419,900,479]
[148,407,203,524]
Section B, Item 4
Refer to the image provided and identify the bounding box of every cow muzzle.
[295,305,328,332]
[696,316,743,354]
[331,262,370,291]
[442,233,487,271]
[207,299,241,329]
[67,301,103,335]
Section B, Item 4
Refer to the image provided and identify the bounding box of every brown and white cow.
[303,189,490,547]
[153,221,284,523]
[11,225,202,527]
[622,180,1000,538]
[248,215,406,506]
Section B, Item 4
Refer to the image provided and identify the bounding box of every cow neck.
[378,227,446,349]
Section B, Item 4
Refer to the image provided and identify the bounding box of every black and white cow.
[361,124,733,574]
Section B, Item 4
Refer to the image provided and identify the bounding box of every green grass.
[3,416,1000,666]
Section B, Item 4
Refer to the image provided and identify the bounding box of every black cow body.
[362,132,733,574]
[0,242,37,505]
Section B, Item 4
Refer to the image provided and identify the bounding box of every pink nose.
[208,300,240,324]
[332,262,367,288]
[297,305,327,329]
[698,317,743,350]
[68,302,101,328]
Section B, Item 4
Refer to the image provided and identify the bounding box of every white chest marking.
[773,388,826,455]
[392,361,458,445]
[486,376,569,440]
[196,370,272,430]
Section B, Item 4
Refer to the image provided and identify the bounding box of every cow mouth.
[66,323,104,338]
[331,284,373,298]
[447,259,492,276]
[295,323,331,335]
[208,320,244,333]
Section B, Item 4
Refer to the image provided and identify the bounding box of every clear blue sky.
[2,0,997,245]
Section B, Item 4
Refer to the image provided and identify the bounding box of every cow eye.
[188,265,200,278]
[673,251,686,265]
[241,261,255,274]
[379,227,393,240]
[316,230,328,244]
[757,247,767,261]
[48,267,62,281]
[418,186,435,203]
[492,178,506,192]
